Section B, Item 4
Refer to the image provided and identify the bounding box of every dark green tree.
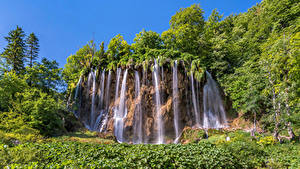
[1,26,26,74]
[27,57,63,94]
[26,33,39,68]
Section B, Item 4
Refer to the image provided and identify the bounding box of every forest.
[0,0,299,168]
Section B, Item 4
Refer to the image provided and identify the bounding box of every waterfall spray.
[133,71,143,143]
[114,69,128,142]
[73,76,82,118]
[173,60,180,140]
[90,70,97,130]
[190,72,201,127]
[203,71,227,128]
[105,70,112,110]
[153,59,164,144]
[99,69,106,110]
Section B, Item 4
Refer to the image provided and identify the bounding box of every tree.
[62,42,97,91]
[260,32,299,140]
[26,33,39,68]
[0,71,28,112]
[107,34,131,68]
[132,29,163,54]
[1,26,27,74]
[12,88,65,136]
[162,4,206,56]
[27,58,63,94]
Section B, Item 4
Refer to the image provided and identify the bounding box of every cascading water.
[73,76,82,118]
[99,70,111,132]
[203,71,227,128]
[105,70,112,110]
[94,69,106,131]
[90,70,97,130]
[73,61,229,144]
[153,59,164,144]
[190,72,201,127]
[114,69,128,142]
[114,68,122,106]
[133,71,143,144]
[173,60,180,140]
[99,69,106,110]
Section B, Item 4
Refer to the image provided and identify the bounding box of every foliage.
[162,4,206,56]
[26,57,64,93]
[26,32,39,68]
[0,136,299,168]
[12,88,65,136]
[62,41,96,91]
[257,135,277,146]
[0,27,70,137]
[0,71,28,112]
[1,26,26,74]
[132,29,163,54]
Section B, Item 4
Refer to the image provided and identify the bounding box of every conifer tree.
[1,26,26,73]
[26,32,39,68]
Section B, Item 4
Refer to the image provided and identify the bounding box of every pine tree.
[1,26,26,73]
[26,33,39,68]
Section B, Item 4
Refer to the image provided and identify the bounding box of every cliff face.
[73,61,227,144]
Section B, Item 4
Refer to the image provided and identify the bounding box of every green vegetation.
[0,26,72,139]
[1,130,299,168]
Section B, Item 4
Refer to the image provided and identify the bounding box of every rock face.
[71,60,228,144]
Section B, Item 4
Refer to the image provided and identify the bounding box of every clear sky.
[0,0,261,67]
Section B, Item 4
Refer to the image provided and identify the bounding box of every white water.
[114,69,128,142]
[114,68,122,106]
[73,76,82,118]
[99,69,106,110]
[203,71,227,128]
[90,70,97,130]
[133,71,143,144]
[76,64,228,143]
[173,60,180,140]
[105,70,112,110]
[153,59,164,144]
[98,70,111,132]
[190,72,201,127]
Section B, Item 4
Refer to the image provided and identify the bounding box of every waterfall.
[73,76,82,118]
[114,69,128,142]
[133,71,143,144]
[99,69,106,110]
[203,71,227,128]
[93,69,107,131]
[190,72,201,127]
[90,70,97,130]
[114,68,122,106]
[173,60,180,140]
[105,70,112,110]
[153,59,164,144]
[75,63,229,143]
[99,70,112,132]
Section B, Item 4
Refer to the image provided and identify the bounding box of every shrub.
[257,136,277,146]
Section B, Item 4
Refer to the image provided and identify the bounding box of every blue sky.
[0,0,261,67]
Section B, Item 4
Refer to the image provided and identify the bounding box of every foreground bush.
[1,140,299,168]
[0,142,252,168]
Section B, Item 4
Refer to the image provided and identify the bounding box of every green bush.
[0,142,251,168]
[13,89,65,136]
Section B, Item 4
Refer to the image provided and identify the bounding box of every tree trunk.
[268,71,280,141]
[251,111,256,137]
[284,87,296,140]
